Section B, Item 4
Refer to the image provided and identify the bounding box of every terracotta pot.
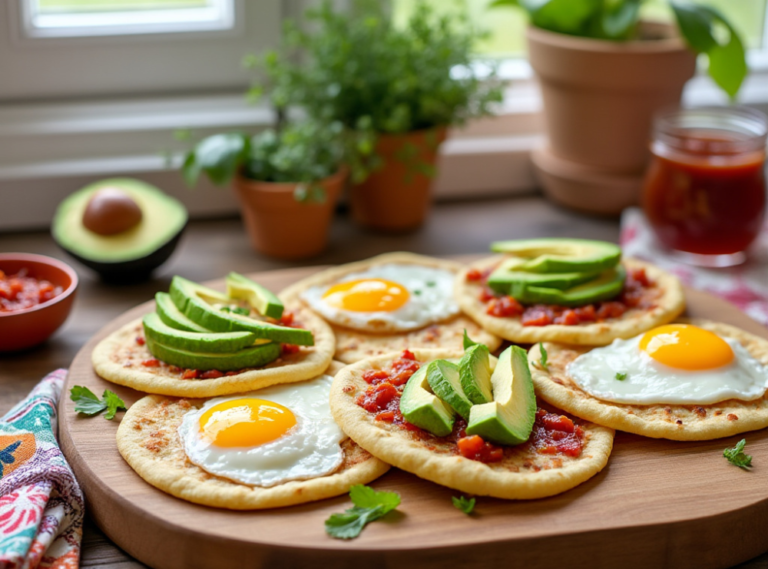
[527,23,697,178]
[349,127,447,232]
[233,169,346,260]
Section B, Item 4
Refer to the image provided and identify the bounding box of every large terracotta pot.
[527,23,697,214]
[349,127,447,232]
[233,168,346,260]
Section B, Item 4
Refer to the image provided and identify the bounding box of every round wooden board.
[61,265,768,569]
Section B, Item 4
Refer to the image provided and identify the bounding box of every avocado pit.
[83,187,143,236]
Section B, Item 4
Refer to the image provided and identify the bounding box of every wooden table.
[0,195,764,568]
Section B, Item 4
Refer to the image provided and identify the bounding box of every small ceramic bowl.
[0,253,78,352]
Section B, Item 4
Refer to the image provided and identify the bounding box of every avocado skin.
[143,313,258,353]
[145,337,280,371]
[490,238,621,274]
[426,360,473,420]
[170,276,314,346]
[399,367,455,437]
[57,225,185,284]
[513,266,626,307]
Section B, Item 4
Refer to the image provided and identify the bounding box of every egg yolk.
[199,398,297,448]
[639,324,734,371]
[322,279,409,312]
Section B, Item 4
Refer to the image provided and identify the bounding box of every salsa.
[471,266,656,327]
[355,350,586,463]
[0,269,62,313]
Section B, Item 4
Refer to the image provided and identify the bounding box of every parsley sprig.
[724,439,752,469]
[325,485,401,539]
[452,495,476,515]
[615,372,627,381]
[539,343,549,370]
[70,386,127,420]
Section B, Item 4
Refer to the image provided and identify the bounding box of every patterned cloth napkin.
[620,207,768,326]
[0,370,83,569]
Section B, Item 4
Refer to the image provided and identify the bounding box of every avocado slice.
[466,346,536,446]
[488,258,601,295]
[52,178,187,282]
[143,313,261,353]
[459,344,494,405]
[170,276,313,346]
[490,238,621,274]
[513,266,626,307]
[145,337,281,371]
[399,367,456,436]
[155,292,210,333]
[226,272,284,320]
[426,360,473,420]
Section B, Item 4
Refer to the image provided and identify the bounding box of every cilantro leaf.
[325,485,401,539]
[70,386,107,416]
[724,439,752,469]
[70,386,128,420]
[615,372,627,381]
[221,306,250,316]
[539,343,549,370]
[103,390,127,420]
[463,329,478,350]
[452,495,476,515]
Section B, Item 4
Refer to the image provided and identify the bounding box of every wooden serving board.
[61,265,768,569]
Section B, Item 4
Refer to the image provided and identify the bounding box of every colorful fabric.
[621,207,768,326]
[0,370,82,569]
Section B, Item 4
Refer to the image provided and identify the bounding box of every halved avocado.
[490,238,621,274]
[142,313,261,353]
[513,266,626,307]
[226,272,284,319]
[426,360,473,420]
[466,346,536,446]
[155,292,210,333]
[170,276,313,346]
[52,178,187,283]
[399,367,455,437]
[145,337,280,371]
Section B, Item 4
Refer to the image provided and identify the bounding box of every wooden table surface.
[0,194,765,569]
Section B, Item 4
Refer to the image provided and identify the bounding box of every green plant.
[181,120,344,203]
[246,0,504,182]
[491,0,747,99]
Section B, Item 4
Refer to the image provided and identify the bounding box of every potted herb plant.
[492,0,748,215]
[249,0,503,232]
[183,121,345,259]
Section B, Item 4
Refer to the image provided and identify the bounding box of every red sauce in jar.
[0,269,63,313]
[642,108,767,257]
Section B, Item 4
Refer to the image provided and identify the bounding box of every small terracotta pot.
[233,169,346,260]
[349,127,447,232]
[527,23,697,175]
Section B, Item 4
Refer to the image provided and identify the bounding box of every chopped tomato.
[466,268,483,282]
[279,311,294,326]
[357,382,398,413]
[363,370,391,385]
[200,370,224,379]
[281,344,300,356]
[521,306,554,326]
[400,349,416,361]
[135,336,146,346]
[530,408,584,458]
[457,435,504,463]
[182,369,199,379]
[486,296,524,318]
[596,301,626,320]
[0,270,63,313]
[574,304,596,322]
[554,309,579,326]
[141,359,161,368]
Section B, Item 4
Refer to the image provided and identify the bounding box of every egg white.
[178,375,345,487]
[567,335,768,405]
[300,264,460,333]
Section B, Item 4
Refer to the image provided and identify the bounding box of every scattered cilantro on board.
[325,485,401,539]
[723,439,752,469]
[452,496,476,515]
[539,343,549,370]
[615,372,627,381]
[70,386,127,420]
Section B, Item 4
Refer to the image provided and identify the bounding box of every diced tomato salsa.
[0,269,63,313]
[355,351,586,464]
[472,266,656,327]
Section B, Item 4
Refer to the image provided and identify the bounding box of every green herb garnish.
[463,329,479,350]
[539,343,548,370]
[220,306,249,316]
[70,386,127,420]
[426,281,436,287]
[452,496,476,515]
[724,439,752,469]
[615,372,627,381]
[325,485,401,539]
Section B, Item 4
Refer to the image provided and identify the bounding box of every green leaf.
[70,386,106,416]
[103,390,127,420]
[539,343,549,370]
[182,151,201,188]
[670,2,718,52]
[452,495,476,515]
[615,372,627,381]
[724,439,752,469]
[489,0,520,8]
[463,329,479,350]
[704,11,747,100]
[194,133,249,186]
[530,0,600,35]
[325,485,401,539]
[601,0,640,39]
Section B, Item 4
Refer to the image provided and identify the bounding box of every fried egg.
[567,324,768,405]
[300,264,460,332]
[178,375,345,487]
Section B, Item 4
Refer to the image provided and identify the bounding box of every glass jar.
[642,106,767,267]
